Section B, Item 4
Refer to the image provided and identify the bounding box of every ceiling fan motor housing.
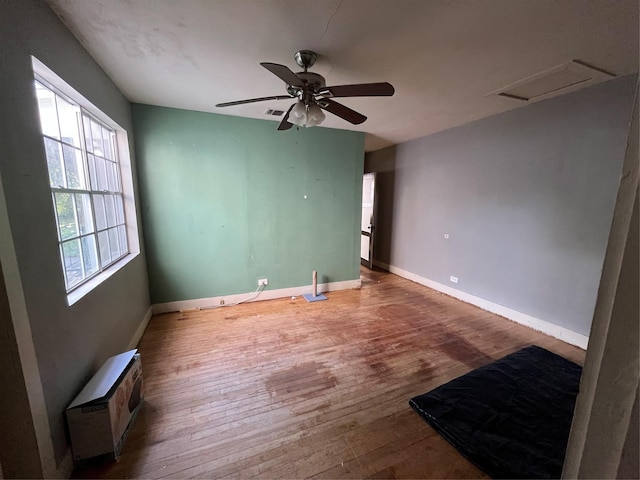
[294,50,317,69]
[287,71,326,98]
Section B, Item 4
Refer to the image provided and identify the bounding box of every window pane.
[82,114,93,153]
[93,194,107,231]
[81,235,99,277]
[51,193,62,241]
[104,194,116,227]
[87,153,98,190]
[112,162,121,192]
[91,119,103,156]
[98,230,111,265]
[44,138,64,188]
[102,126,113,160]
[62,239,83,289]
[115,195,125,224]
[54,193,78,240]
[118,225,128,254]
[56,96,81,147]
[75,194,94,235]
[95,155,108,191]
[62,144,86,189]
[35,82,60,139]
[106,161,117,191]
[108,227,120,259]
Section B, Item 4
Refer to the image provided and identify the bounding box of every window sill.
[67,252,139,306]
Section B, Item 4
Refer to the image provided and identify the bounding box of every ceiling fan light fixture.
[306,103,325,127]
[289,100,325,128]
[289,100,308,126]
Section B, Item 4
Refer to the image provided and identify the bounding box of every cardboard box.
[66,349,144,463]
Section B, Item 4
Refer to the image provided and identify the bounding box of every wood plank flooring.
[73,267,585,479]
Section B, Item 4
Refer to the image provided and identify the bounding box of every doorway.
[360,172,376,269]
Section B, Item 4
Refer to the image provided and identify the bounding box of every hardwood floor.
[74,267,585,479]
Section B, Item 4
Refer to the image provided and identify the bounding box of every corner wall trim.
[374,260,589,349]
[151,278,362,315]
[0,170,61,478]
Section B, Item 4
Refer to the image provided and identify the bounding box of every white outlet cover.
[450,275,459,284]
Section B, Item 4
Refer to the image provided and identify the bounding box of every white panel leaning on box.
[66,350,144,464]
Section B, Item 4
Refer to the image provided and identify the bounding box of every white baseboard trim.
[374,260,589,350]
[151,279,362,315]
[127,306,153,350]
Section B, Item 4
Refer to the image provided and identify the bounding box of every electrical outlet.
[258,278,268,286]
[450,275,459,284]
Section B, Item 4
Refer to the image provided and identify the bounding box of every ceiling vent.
[264,108,285,117]
[488,60,615,103]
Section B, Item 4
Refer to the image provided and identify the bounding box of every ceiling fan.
[215,50,395,130]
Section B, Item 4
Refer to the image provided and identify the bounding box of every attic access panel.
[488,60,615,103]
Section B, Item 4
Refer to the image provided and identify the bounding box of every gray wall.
[0,0,150,466]
[366,76,636,336]
[618,388,639,478]
[0,261,43,478]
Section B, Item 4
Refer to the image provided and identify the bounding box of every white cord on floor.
[198,284,266,311]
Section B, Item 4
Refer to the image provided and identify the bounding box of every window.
[32,58,138,302]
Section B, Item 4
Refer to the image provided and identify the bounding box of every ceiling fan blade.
[215,95,292,107]
[260,62,305,88]
[317,98,367,125]
[277,103,295,130]
[318,82,395,98]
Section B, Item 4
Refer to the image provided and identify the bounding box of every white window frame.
[32,57,140,306]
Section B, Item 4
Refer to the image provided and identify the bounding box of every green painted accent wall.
[132,104,364,304]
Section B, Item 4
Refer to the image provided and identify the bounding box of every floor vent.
[488,60,615,103]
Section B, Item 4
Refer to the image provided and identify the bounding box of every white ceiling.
[45,0,638,152]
